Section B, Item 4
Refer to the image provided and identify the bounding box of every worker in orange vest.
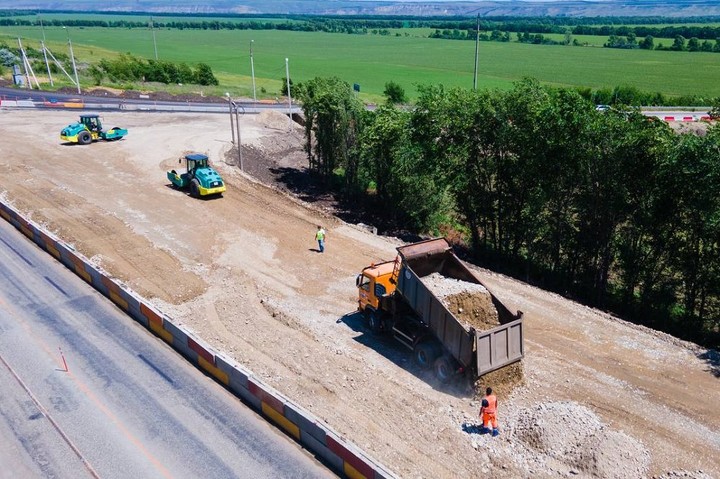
[479,387,499,436]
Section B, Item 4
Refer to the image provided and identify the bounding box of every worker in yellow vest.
[315,225,326,253]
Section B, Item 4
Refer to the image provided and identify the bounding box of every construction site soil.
[0,109,718,479]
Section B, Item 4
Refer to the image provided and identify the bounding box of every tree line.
[431,26,720,55]
[3,12,720,40]
[295,77,720,349]
[605,33,720,53]
[90,54,218,86]
[0,43,218,86]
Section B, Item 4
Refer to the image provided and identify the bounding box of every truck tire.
[364,309,382,334]
[433,356,454,383]
[78,131,92,145]
[414,342,440,369]
[190,179,200,198]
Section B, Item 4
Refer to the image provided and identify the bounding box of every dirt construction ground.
[0,109,718,479]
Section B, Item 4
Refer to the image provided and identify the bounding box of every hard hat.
[482,399,489,407]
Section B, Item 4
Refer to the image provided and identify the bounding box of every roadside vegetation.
[296,77,720,349]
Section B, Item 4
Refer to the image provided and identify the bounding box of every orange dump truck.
[356,238,524,382]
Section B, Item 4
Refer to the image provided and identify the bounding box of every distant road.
[0,219,333,478]
[1,86,711,120]
[0,86,301,114]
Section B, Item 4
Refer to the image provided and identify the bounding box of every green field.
[2,23,719,101]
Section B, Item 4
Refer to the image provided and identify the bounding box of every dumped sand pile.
[475,361,524,400]
[256,109,303,131]
[421,272,499,331]
[508,402,651,478]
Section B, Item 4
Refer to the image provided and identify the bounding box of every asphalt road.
[0,86,301,114]
[0,218,334,479]
[0,86,709,118]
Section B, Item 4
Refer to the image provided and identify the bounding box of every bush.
[0,48,19,67]
[384,81,407,104]
[94,54,218,86]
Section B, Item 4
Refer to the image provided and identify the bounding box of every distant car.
[595,104,610,112]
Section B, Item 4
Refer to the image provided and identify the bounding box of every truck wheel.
[414,342,440,369]
[433,356,454,383]
[364,309,382,334]
[78,131,91,145]
[190,179,200,198]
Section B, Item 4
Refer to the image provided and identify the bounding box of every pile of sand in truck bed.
[421,272,500,331]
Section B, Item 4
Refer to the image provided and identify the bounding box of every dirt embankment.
[0,109,718,479]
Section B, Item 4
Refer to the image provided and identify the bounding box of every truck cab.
[357,260,397,312]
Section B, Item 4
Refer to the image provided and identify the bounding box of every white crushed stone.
[421,272,489,298]
[463,401,652,479]
[652,471,714,479]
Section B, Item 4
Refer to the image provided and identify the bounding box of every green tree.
[688,37,701,52]
[280,76,293,96]
[296,76,365,192]
[194,63,218,86]
[88,64,104,85]
[672,35,686,51]
[383,81,407,104]
[0,48,19,67]
[665,133,720,327]
[640,35,654,50]
[358,105,408,202]
[357,105,443,229]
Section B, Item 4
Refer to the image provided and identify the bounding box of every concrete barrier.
[0,199,397,479]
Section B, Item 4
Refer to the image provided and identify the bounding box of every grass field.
[2,23,719,101]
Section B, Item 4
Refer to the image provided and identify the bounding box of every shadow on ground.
[698,349,720,378]
[336,311,474,398]
[269,166,422,241]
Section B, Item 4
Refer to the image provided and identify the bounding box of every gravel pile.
[422,272,500,331]
[256,110,303,131]
[503,401,650,478]
[652,471,714,479]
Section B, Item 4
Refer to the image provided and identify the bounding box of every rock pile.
[508,402,651,478]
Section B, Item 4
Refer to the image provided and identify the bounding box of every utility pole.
[226,92,235,145]
[64,27,81,94]
[285,58,292,125]
[250,39,256,102]
[40,18,53,86]
[17,38,40,89]
[150,17,158,60]
[18,38,31,88]
[233,102,243,171]
[473,14,480,91]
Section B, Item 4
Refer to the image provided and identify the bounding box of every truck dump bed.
[396,238,524,376]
